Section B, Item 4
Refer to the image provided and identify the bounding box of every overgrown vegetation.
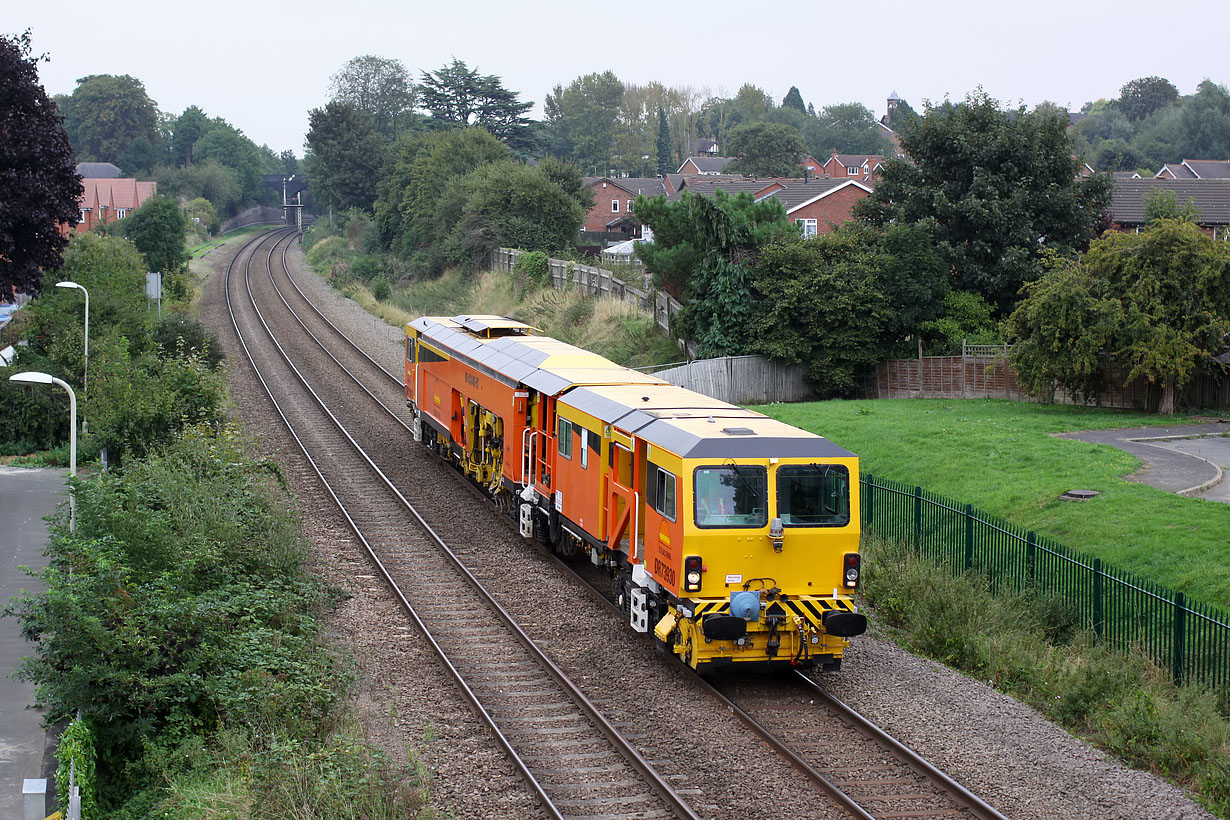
[6,426,427,818]
[759,399,1230,605]
[860,532,1230,815]
[2,232,224,468]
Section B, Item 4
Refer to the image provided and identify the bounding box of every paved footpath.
[1056,420,1230,502]
[0,467,66,819]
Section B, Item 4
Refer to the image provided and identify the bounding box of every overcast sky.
[13,0,1226,157]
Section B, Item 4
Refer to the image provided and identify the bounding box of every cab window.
[649,465,676,521]
[557,417,573,459]
[777,464,850,527]
[694,465,767,528]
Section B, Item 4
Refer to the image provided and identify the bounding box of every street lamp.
[55,281,88,399]
[9,372,77,532]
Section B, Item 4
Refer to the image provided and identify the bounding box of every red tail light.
[684,555,703,592]
[842,553,860,589]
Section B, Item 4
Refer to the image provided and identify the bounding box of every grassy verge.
[186,225,275,259]
[758,399,1230,606]
[861,532,1230,815]
[308,244,684,370]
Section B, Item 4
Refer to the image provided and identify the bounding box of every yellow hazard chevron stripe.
[688,597,852,623]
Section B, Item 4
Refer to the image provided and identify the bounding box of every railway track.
[223,229,701,820]
[219,228,1012,820]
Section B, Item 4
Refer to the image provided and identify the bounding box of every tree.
[1142,188,1201,223]
[1118,76,1179,122]
[782,86,806,114]
[279,149,299,177]
[304,102,389,212]
[634,189,792,353]
[418,59,534,147]
[1009,222,1230,413]
[858,90,1112,313]
[191,119,265,202]
[656,107,673,176]
[432,159,585,267]
[1179,79,1230,160]
[749,232,893,396]
[0,31,82,298]
[810,102,892,156]
[169,105,209,167]
[724,121,807,177]
[59,74,160,164]
[329,54,418,139]
[123,196,189,273]
[544,71,624,174]
[372,127,509,260]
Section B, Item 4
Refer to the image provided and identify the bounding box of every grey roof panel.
[634,419,856,459]
[522,369,571,394]
[1109,179,1230,225]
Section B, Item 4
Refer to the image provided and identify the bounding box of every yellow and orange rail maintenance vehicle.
[405,315,866,672]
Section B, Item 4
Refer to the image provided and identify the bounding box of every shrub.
[350,254,383,282]
[9,426,343,810]
[371,275,392,302]
[514,250,550,288]
[152,313,223,370]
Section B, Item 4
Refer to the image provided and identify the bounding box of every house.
[677,156,734,175]
[670,176,789,200]
[685,136,720,156]
[800,154,825,176]
[768,178,873,237]
[582,177,669,235]
[75,162,123,178]
[665,175,868,236]
[76,177,157,233]
[821,152,884,185]
[1107,178,1230,239]
[1155,159,1230,180]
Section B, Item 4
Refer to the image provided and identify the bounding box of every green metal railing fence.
[861,474,1230,693]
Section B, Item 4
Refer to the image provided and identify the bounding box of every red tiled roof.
[78,178,156,212]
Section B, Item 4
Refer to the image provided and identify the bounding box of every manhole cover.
[1060,489,1101,501]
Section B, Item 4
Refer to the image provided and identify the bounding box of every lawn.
[755,399,1230,608]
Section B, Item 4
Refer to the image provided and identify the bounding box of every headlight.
[686,570,701,585]
[845,567,859,582]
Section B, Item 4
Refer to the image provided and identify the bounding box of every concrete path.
[1056,421,1230,502]
[0,467,66,819]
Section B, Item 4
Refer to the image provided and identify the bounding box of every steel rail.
[522,538,1010,820]
[223,229,700,820]
[793,672,1011,820]
[269,239,404,388]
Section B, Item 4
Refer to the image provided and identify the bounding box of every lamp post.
[54,281,88,400]
[9,372,77,532]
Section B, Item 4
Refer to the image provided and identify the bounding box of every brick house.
[1155,159,1230,180]
[821,152,884,184]
[674,176,870,236]
[671,176,789,200]
[76,178,157,233]
[677,156,734,175]
[582,177,669,235]
[1107,178,1230,240]
[768,178,873,237]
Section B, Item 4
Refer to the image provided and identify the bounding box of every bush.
[514,250,550,288]
[8,426,344,810]
[152,313,223,370]
[371,275,392,302]
[350,254,383,282]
